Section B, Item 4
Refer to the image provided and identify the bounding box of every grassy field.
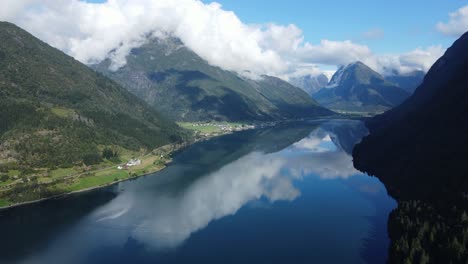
[0,198,10,207]
[50,167,78,178]
[8,170,20,177]
[178,122,223,133]
[0,178,15,187]
[0,143,180,208]
[65,170,129,192]
[178,122,252,136]
[50,107,74,118]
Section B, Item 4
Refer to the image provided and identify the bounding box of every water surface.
[0,120,396,264]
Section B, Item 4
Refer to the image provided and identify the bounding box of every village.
[178,121,280,138]
[192,122,256,132]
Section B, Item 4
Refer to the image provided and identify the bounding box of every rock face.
[0,22,184,167]
[312,62,410,113]
[353,32,468,264]
[288,74,329,96]
[93,37,332,122]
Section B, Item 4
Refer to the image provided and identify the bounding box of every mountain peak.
[348,61,366,68]
[366,30,468,128]
[353,30,468,199]
[94,35,332,121]
[313,61,410,112]
[0,22,184,167]
[327,61,383,89]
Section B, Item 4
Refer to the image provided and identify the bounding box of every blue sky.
[9,0,462,77]
[85,0,463,53]
[201,0,462,53]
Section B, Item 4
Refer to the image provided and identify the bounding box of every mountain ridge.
[288,74,329,96]
[312,61,410,113]
[93,36,332,121]
[352,32,468,263]
[386,70,425,93]
[0,21,185,168]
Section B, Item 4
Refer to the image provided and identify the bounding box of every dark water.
[0,120,396,264]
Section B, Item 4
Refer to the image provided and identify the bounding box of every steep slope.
[93,37,331,121]
[289,74,329,95]
[353,32,468,263]
[312,62,410,113]
[386,70,425,93]
[247,75,332,118]
[0,22,185,168]
[353,33,468,199]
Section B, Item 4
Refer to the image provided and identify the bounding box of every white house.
[127,159,141,167]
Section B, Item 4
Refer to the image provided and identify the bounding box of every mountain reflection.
[18,120,369,264]
[122,121,366,249]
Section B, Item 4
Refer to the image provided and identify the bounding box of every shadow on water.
[0,190,118,263]
[132,122,316,195]
[0,120,396,264]
[0,122,316,263]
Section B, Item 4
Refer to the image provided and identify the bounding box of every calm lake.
[0,120,396,264]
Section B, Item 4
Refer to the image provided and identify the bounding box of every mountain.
[386,70,425,93]
[93,37,332,122]
[353,32,468,263]
[0,22,185,168]
[289,74,329,96]
[312,62,410,113]
[246,75,332,118]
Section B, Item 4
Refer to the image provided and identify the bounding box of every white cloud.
[365,45,445,75]
[0,0,445,79]
[297,40,373,66]
[437,5,468,37]
[0,0,35,21]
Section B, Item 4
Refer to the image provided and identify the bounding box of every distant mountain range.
[289,74,329,96]
[0,22,185,168]
[312,62,411,113]
[353,32,468,263]
[93,37,332,122]
[386,70,425,93]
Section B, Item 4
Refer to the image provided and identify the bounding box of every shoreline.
[0,160,184,210]
[0,158,172,211]
[0,127,243,211]
[0,117,354,211]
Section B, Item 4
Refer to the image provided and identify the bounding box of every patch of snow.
[327,65,346,88]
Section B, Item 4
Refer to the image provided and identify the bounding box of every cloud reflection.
[120,127,361,249]
[131,152,300,249]
[19,121,368,263]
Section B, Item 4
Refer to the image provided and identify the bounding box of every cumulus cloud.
[365,45,445,75]
[298,40,373,66]
[437,5,468,37]
[0,0,444,79]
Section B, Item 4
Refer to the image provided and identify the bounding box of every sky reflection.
[16,120,392,264]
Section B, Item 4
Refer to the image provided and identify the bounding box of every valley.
[0,1,466,263]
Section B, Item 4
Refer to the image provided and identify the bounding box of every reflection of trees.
[1,120,375,263]
[0,190,117,263]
